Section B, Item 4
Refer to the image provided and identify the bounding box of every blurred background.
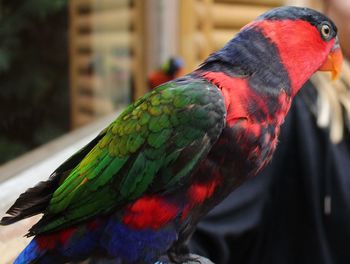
[0,0,322,166]
[0,0,334,263]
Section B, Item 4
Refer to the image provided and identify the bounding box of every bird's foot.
[155,254,214,264]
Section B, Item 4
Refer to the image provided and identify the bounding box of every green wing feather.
[31,78,226,234]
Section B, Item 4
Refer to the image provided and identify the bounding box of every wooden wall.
[69,0,319,128]
[69,0,147,129]
[179,0,286,72]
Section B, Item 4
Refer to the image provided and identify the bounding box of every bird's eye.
[320,23,332,40]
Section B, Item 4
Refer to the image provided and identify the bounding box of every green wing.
[32,78,226,234]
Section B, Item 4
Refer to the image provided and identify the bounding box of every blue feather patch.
[14,217,176,264]
[14,239,46,264]
[62,229,100,259]
[103,219,177,263]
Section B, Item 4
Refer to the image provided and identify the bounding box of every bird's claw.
[156,254,214,264]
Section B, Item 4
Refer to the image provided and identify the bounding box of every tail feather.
[0,179,56,226]
[1,131,106,226]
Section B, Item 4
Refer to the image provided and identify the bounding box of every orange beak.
[319,38,343,80]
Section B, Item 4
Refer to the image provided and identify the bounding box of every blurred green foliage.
[0,0,69,164]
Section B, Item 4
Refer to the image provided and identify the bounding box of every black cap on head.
[257,6,337,38]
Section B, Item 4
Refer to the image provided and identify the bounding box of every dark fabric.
[190,82,350,264]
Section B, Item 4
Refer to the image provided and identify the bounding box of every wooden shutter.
[69,0,147,128]
[179,0,286,72]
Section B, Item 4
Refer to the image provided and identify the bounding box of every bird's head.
[246,6,343,95]
[161,57,184,76]
[207,6,343,97]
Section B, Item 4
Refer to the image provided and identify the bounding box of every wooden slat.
[76,8,133,32]
[213,29,239,50]
[194,31,208,60]
[213,0,285,6]
[199,0,214,60]
[75,32,132,50]
[72,0,91,9]
[76,74,132,101]
[72,0,130,11]
[76,75,102,93]
[70,0,136,128]
[91,0,131,10]
[75,54,132,71]
[308,0,323,10]
[75,54,93,70]
[213,3,270,28]
[74,112,96,128]
[132,0,147,99]
[179,0,198,73]
[77,96,114,115]
[194,1,206,23]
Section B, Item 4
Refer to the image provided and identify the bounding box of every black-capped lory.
[148,57,184,89]
[1,6,343,264]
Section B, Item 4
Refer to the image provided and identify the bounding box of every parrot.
[148,57,184,89]
[0,6,343,264]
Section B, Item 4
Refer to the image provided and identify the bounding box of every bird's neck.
[194,28,297,126]
[196,70,292,128]
[198,28,293,96]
